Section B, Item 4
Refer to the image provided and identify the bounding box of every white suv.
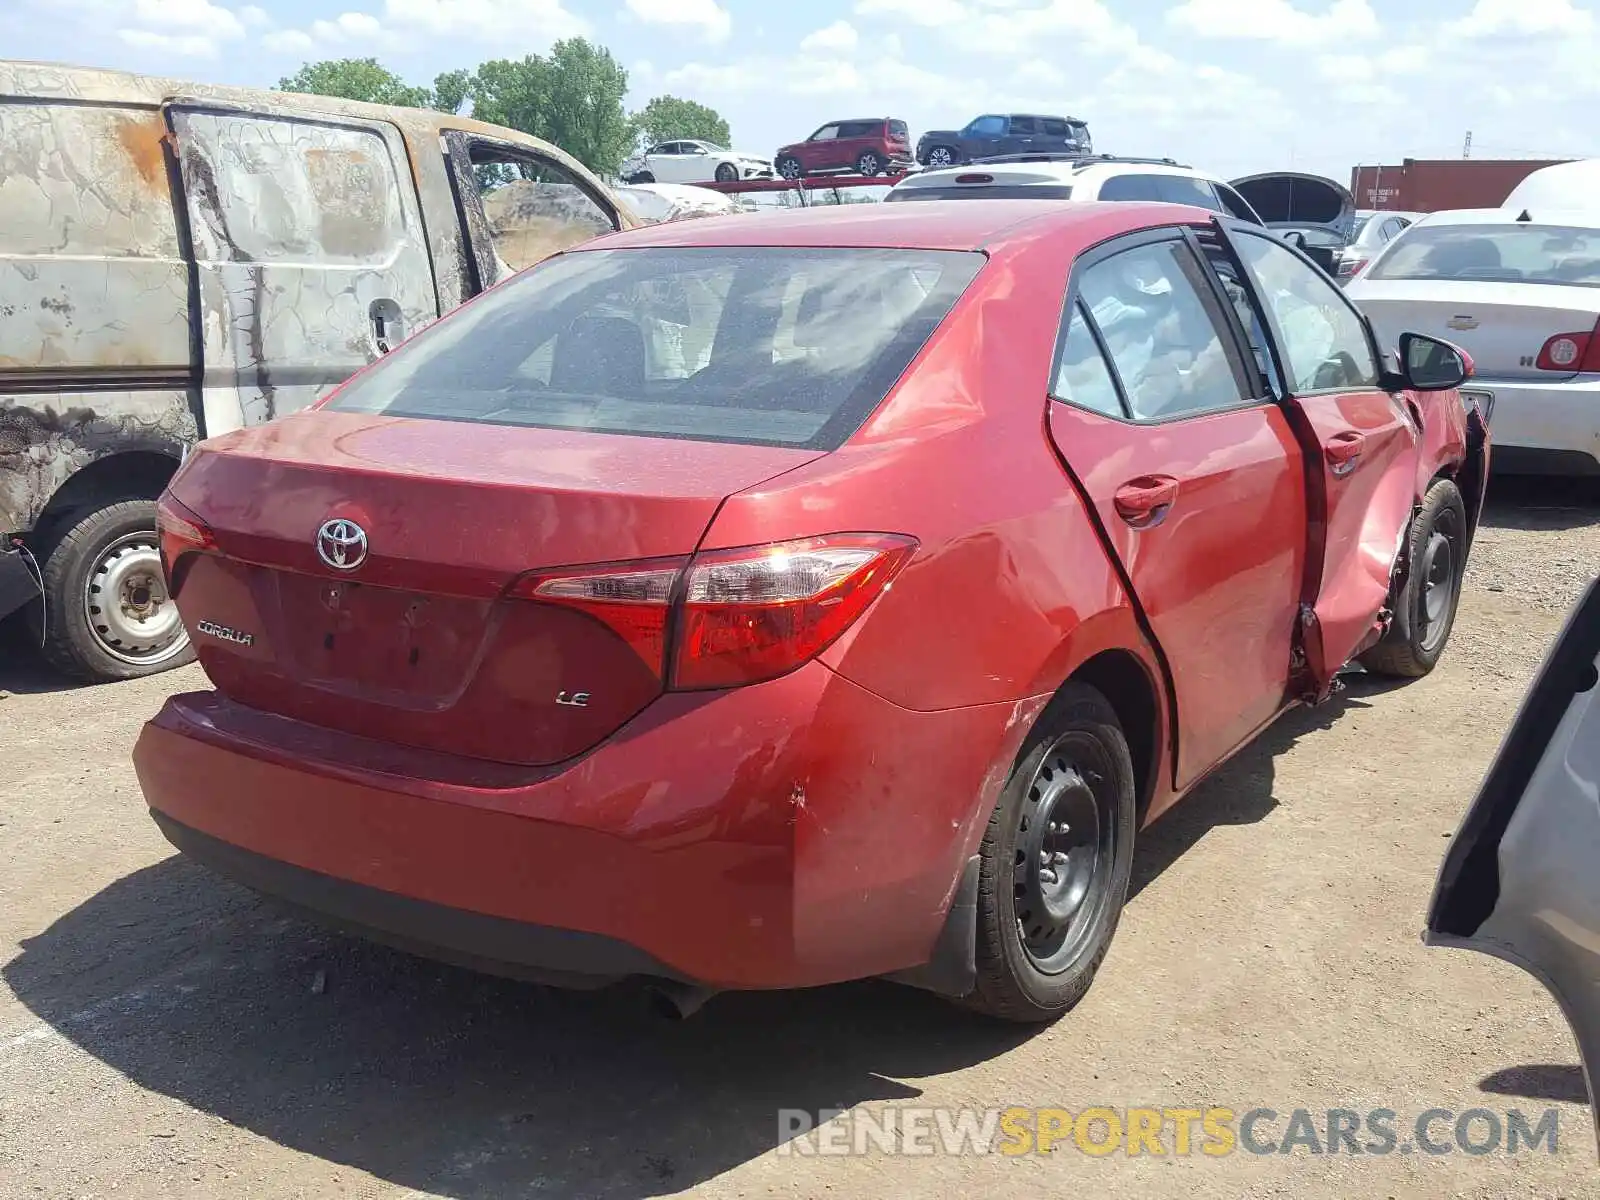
[884,154,1265,224]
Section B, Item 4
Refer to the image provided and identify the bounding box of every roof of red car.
[592,199,1208,254]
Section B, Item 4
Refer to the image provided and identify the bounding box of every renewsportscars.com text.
[776,1105,1561,1158]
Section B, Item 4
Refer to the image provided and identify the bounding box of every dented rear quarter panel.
[0,58,627,539]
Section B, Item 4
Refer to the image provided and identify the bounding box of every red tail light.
[1536,318,1600,371]
[516,557,683,679]
[155,493,216,588]
[515,534,917,690]
[674,534,917,689]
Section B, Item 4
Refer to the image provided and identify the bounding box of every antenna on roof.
[1517,209,1532,222]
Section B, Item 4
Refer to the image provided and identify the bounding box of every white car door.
[1426,574,1600,1152]
[648,143,687,184]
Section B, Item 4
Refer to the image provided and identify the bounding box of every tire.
[1360,478,1467,680]
[777,156,803,180]
[960,683,1138,1023]
[925,146,957,169]
[28,499,194,683]
[856,151,883,177]
[629,171,655,184]
[714,162,739,183]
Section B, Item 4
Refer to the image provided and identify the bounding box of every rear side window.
[838,121,877,138]
[1096,175,1166,203]
[1158,176,1225,212]
[1041,118,1070,137]
[1007,117,1039,135]
[885,184,1074,202]
[328,247,985,450]
[1368,223,1600,286]
[1076,240,1253,420]
[1052,305,1125,417]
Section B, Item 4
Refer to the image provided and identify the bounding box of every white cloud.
[1167,0,1379,43]
[129,0,245,38]
[1457,0,1593,37]
[800,20,859,53]
[856,0,1138,57]
[255,0,588,58]
[260,27,315,53]
[854,0,969,25]
[623,0,732,43]
[118,28,226,56]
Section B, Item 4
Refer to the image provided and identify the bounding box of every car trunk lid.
[1352,279,1600,381]
[167,409,822,766]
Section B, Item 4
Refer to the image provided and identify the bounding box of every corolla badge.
[197,620,254,647]
[316,518,368,571]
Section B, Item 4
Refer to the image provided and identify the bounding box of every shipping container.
[1349,159,1574,213]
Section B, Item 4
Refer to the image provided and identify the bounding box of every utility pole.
[1463,130,1473,159]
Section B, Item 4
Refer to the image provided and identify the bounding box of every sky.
[4,0,1599,182]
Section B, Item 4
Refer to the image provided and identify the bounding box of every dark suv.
[916,114,1092,168]
[775,118,913,178]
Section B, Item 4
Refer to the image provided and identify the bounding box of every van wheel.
[1360,478,1467,679]
[30,500,194,682]
[960,683,1137,1023]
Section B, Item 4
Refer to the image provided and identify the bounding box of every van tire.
[30,500,194,683]
[1360,478,1467,679]
[959,683,1137,1023]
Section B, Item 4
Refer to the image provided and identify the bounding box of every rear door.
[834,121,871,170]
[165,100,440,436]
[1001,116,1037,156]
[1047,229,1306,789]
[1221,224,1418,696]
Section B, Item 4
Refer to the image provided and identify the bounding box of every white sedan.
[1348,207,1600,475]
[620,140,774,186]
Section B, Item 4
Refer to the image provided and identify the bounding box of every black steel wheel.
[1361,477,1468,678]
[962,682,1137,1023]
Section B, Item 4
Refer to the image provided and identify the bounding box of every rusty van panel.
[0,392,194,533]
[0,103,191,378]
[170,107,441,431]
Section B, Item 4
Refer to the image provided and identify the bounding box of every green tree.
[631,95,731,150]
[431,69,473,115]
[470,38,633,176]
[277,58,433,108]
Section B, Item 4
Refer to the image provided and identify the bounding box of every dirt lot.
[1,478,1596,1200]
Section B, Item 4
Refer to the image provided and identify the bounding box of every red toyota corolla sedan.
[135,200,1488,1022]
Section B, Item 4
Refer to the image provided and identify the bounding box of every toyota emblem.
[315,518,368,571]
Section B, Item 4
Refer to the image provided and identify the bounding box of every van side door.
[442,131,621,293]
[164,101,441,436]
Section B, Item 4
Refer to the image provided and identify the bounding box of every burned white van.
[0,60,626,681]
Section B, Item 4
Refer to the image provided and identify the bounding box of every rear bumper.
[1471,375,1600,472]
[133,663,1036,992]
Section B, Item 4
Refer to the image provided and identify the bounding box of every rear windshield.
[889,120,908,137]
[886,184,1074,202]
[1368,223,1600,286]
[326,247,985,449]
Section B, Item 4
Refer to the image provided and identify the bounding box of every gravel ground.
[0,477,1596,1200]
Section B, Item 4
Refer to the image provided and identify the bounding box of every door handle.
[1325,430,1366,477]
[369,299,406,356]
[1113,475,1180,529]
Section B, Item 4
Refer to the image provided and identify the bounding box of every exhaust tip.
[643,980,715,1021]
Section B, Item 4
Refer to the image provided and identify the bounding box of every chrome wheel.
[1013,735,1118,974]
[928,147,955,168]
[83,532,189,666]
